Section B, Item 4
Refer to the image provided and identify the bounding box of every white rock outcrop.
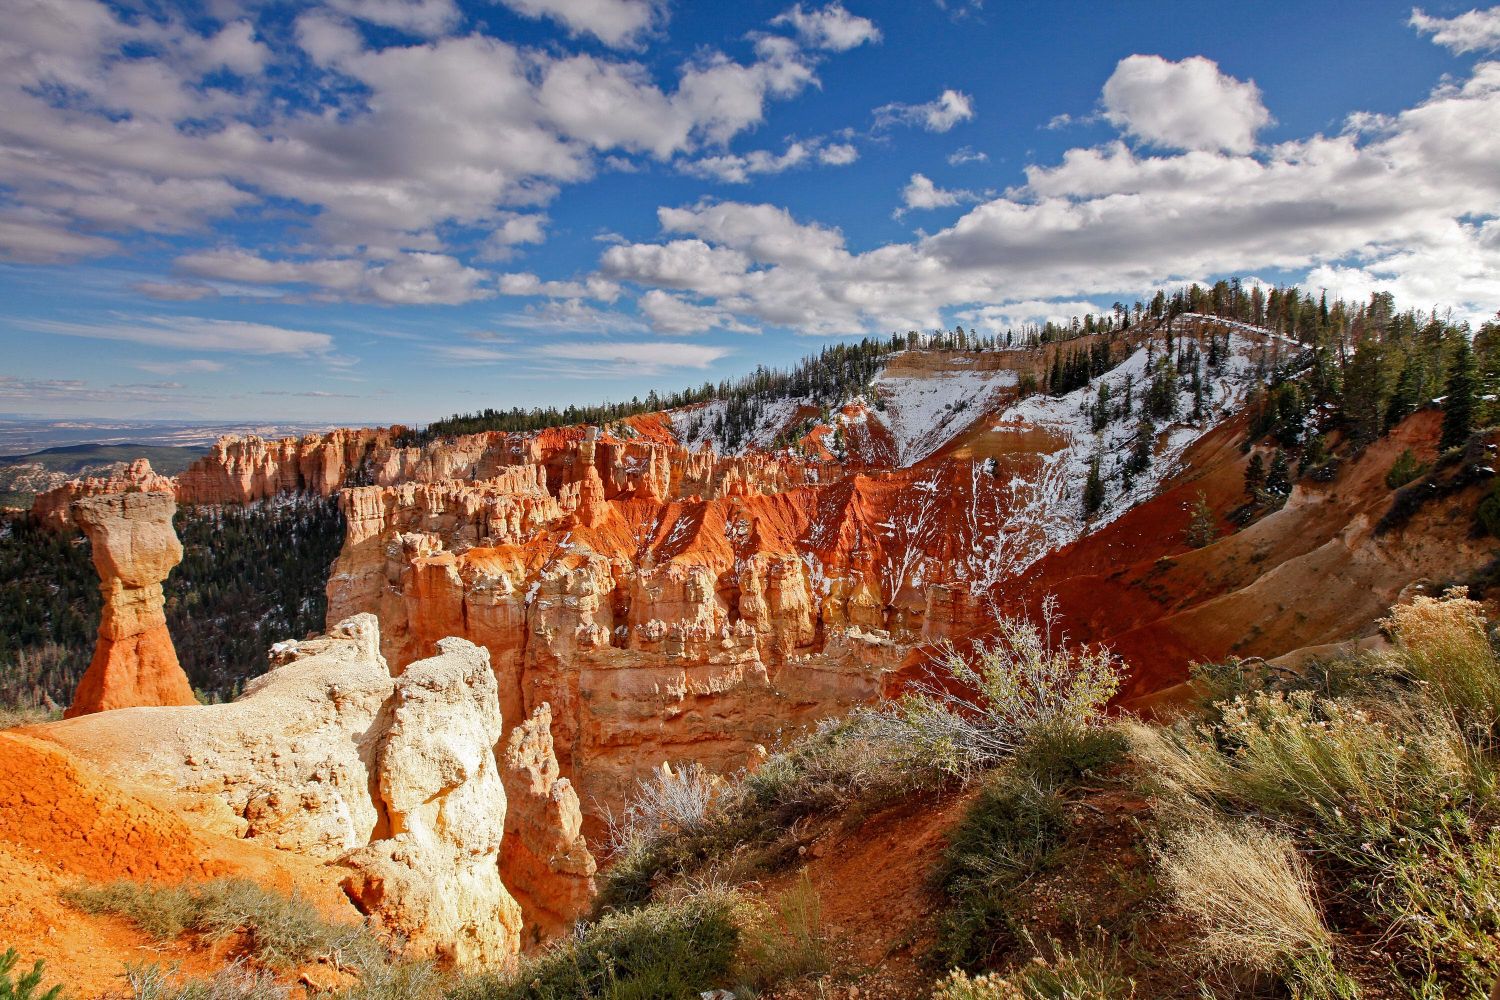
[38,617,538,967]
[337,637,523,966]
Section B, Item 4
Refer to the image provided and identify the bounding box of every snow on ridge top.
[667,396,809,456]
[1176,312,1303,348]
[873,367,1019,467]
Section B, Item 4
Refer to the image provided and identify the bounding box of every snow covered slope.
[871,366,1019,466]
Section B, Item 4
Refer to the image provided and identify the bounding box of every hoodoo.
[65,491,196,717]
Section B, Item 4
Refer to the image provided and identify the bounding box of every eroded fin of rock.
[337,637,523,967]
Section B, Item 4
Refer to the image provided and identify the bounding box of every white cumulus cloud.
[1102,54,1272,153]
[874,88,974,132]
[1410,5,1500,53]
[496,0,665,48]
[770,3,881,51]
[900,173,972,211]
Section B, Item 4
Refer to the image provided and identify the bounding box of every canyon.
[12,313,1499,986]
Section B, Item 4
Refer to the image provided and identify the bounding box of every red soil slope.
[0,730,357,996]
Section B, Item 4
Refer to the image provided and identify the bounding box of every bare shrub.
[114,961,291,1000]
[889,598,1122,775]
[606,761,725,857]
[1158,820,1330,971]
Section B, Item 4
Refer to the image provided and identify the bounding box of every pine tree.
[1126,414,1155,478]
[0,948,62,1000]
[1385,358,1421,431]
[1343,337,1387,448]
[1190,357,1204,422]
[1244,452,1266,498]
[1082,453,1106,517]
[1266,449,1292,497]
[1091,382,1112,432]
[1184,491,1217,548]
[1441,336,1479,451]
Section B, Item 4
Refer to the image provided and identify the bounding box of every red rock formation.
[501,704,597,948]
[65,491,196,717]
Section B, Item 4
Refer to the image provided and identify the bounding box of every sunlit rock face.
[338,637,523,968]
[501,703,597,948]
[44,615,595,960]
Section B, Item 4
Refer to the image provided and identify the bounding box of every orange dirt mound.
[0,730,359,996]
[0,731,226,884]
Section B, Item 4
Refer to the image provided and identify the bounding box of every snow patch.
[872,368,1018,466]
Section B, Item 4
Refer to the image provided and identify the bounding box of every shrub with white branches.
[606,761,725,856]
[887,597,1122,775]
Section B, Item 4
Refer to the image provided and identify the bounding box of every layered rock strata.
[66,491,196,717]
[30,458,174,532]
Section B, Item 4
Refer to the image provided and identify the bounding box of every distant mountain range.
[0,417,346,454]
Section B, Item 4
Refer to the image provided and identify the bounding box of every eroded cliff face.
[174,427,393,505]
[31,458,175,532]
[66,490,197,717]
[37,319,1492,868]
[324,431,921,815]
[39,615,592,962]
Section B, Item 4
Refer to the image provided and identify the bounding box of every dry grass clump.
[1157,820,1330,971]
[1126,589,1500,996]
[737,872,832,990]
[65,878,374,971]
[891,597,1122,776]
[1123,690,1486,843]
[597,712,940,912]
[931,937,1134,1000]
[1384,586,1500,726]
[0,704,58,731]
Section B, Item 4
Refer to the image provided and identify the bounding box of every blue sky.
[1,0,1497,425]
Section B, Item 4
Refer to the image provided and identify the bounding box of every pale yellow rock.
[338,637,522,967]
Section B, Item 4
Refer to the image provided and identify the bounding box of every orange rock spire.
[65,491,197,717]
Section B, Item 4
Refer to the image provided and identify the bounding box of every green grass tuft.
[64,878,373,971]
[931,774,1068,971]
[449,889,741,1000]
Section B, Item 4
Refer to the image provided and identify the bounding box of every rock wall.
[323,433,953,817]
[173,427,393,505]
[500,704,596,947]
[66,491,197,717]
[30,458,174,532]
